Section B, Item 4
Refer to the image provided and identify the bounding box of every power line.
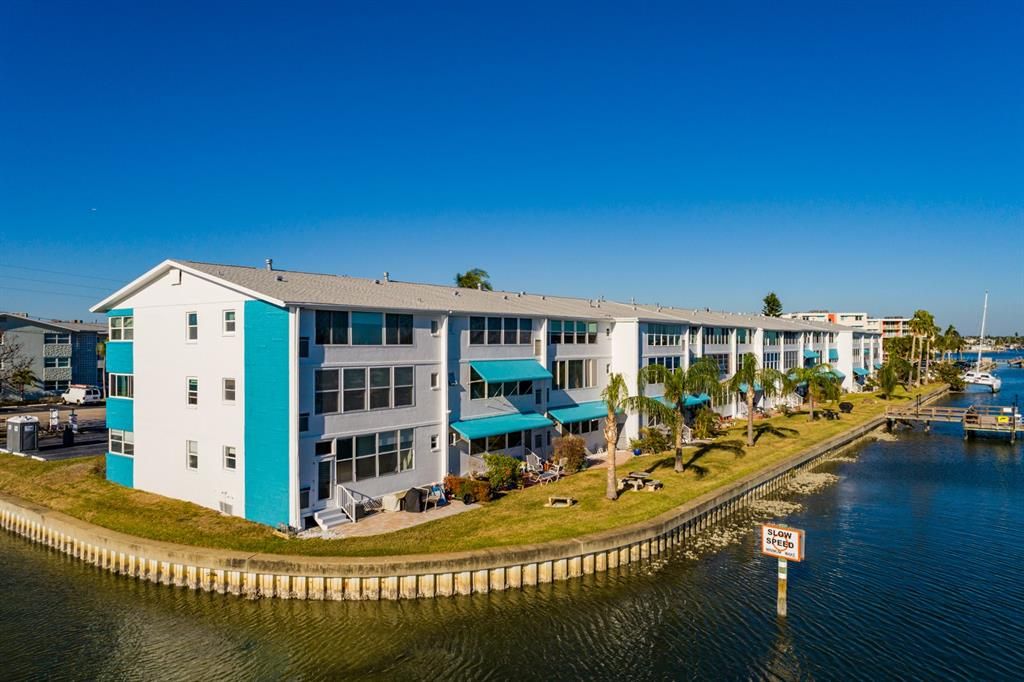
[0,263,127,284]
[7,276,112,292]
[3,286,102,300]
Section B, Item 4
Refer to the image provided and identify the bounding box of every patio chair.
[424,484,445,511]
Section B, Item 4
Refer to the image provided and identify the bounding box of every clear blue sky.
[2,1,1021,334]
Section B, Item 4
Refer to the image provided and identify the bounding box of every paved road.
[1,403,107,461]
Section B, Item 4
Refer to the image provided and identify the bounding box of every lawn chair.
[424,484,445,511]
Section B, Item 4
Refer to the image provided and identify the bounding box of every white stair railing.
[335,484,357,523]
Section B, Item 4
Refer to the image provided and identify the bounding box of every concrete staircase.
[313,506,352,531]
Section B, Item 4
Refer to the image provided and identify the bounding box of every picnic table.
[620,472,662,492]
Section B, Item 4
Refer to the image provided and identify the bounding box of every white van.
[61,385,103,405]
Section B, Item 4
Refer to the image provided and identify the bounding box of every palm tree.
[877,362,900,399]
[786,364,841,420]
[943,324,961,361]
[724,353,785,447]
[11,367,38,401]
[636,357,723,471]
[907,311,932,387]
[601,373,677,500]
[454,268,493,291]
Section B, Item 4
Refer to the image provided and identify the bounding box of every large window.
[334,429,414,483]
[43,332,71,344]
[315,366,414,414]
[468,367,532,400]
[469,316,532,345]
[706,353,729,376]
[647,324,683,347]
[352,312,383,345]
[646,356,681,371]
[549,320,598,345]
[763,331,780,346]
[109,429,134,456]
[108,373,133,398]
[689,327,700,344]
[783,332,800,344]
[385,314,414,345]
[736,328,751,345]
[44,357,71,368]
[44,380,70,392]
[702,328,730,345]
[552,359,597,390]
[783,350,798,369]
[566,419,600,435]
[764,352,780,370]
[315,311,349,345]
[109,316,133,341]
[469,430,523,455]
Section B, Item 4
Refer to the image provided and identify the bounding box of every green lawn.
[0,384,943,557]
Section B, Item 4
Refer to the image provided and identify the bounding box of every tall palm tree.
[636,357,723,471]
[786,364,841,421]
[454,268,493,291]
[943,324,961,361]
[724,353,785,447]
[907,311,932,387]
[601,373,677,500]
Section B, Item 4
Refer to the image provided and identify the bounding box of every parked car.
[61,385,103,405]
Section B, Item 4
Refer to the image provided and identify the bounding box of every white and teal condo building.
[91,260,882,531]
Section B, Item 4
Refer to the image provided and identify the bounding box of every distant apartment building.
[786,311,911,338]
[91,260,883,531]
[0,313,106,399]
[865,317,911,338]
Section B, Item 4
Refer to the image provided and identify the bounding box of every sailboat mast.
[977,291,988,370]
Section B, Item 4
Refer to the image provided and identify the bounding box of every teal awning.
[828,349,839,362]
[548,401,611,425]
[739,382,763,393]
[873,362,883,370]
[853,367,870,377]
[803,350,820,360]
[469,359,552,383]
[655,394,711,408]
[451,412,553,439]
[828,369,846,380]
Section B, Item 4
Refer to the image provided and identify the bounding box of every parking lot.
[1,403,107,461]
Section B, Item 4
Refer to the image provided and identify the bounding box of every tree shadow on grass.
[752,423,800,445]
[680,439,746,478]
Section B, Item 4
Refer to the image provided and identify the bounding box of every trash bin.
[403,487,424,513]
[62,424,75,446]
[6,416,40,453]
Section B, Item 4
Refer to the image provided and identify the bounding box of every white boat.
[963,370,1002,392]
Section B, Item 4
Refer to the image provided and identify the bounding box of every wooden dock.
[885,404,1023,442]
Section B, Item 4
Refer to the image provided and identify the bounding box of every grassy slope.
[0,384,942,557]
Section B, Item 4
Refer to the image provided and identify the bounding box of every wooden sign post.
[761,524,805,618]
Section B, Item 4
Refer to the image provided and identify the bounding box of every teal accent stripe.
[244,300,291,527]
[106,452,134,487]
[106,341,133,374]
[107,307,133,317]
[106,397,134,431]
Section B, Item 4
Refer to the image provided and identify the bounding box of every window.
[299,413,309,432]
[647,324,683,347]
[689,327,700,344]
[430,319,440,336]
[352,311,383,345]
[784,332,800,344]
[469,430,523,455]
[44,357,71,368]
[334,429,414,482]
[702,328,730,345]
[223,310,236,335]
[736,329,750,345]
[567,419,600,435]
[185,312,198,341]
[343,368,366,411]
[44,380,70,392]
[430,434,439,450]
[783,350,798,370]
[315,369,340,414]
[763,331,780,346]
[299,488,311,509]
[223,378,236,402]
[706,353,730,376]
[393,366,414,406]
[108,373,134,398]
[764,352,780,370]
[109,429,134,456]
[552,359,596,390]
[186,377,198,406]
[646,356,681,371]
[109,316,133,341]
[43,332,71,344]
[385,313,413,345]
[430,372,439,389]
[315,311,348,345]
[299,337,310,357]
[549,320,599,345]
[223,446,237,470]
[469,316,532,345]
[186,440,198,470]
[469,367,532,400]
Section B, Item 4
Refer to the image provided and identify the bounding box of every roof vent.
[373,279,381,285]
[630,297,635,305]
[383,271,390,282]
[520,291,526,296]
[265,258,273,271]
[453,290,459,296]
[276,275,285,282]
[477,282,483,290]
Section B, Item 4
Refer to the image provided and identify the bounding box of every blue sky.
[2,2,1021,333]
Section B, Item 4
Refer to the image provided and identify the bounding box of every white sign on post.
[761,524,805,562]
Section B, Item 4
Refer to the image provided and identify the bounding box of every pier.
[885,404,1023,442]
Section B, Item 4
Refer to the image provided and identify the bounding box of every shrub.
[692,407,719,440]
[933,361,966,391]
[553,435,587,473]
[629,426,670,454]
[483,452,522,491]
[442,474,493,503]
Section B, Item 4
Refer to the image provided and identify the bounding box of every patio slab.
[306,499,481,540]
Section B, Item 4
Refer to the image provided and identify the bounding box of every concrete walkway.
[304,499,481,540]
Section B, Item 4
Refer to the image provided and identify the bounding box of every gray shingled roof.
[0,312,106,333]
[177,260,861,333]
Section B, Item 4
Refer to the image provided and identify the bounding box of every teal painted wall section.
[106,398,133,431]
[106,452,134,487]
[106,342,133,374]
[244,300,291,527]
[105,309,134,485]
